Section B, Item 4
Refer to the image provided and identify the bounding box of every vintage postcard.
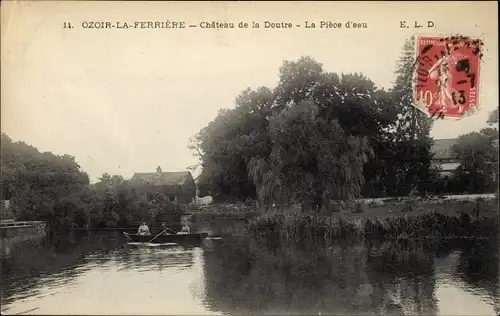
[1,1,498,315]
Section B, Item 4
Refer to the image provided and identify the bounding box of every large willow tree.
[266,101,372,210]
[191,56,399,209]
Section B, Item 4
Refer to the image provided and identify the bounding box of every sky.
[1,1,498,183]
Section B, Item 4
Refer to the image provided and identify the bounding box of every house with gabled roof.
[130,166,196,204]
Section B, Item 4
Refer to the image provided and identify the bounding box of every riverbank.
[349,194,498,219]
[186,203,262,222]
[359,193,497,206]
[184,195,499,241]
[186,194,497,220]
[246,198,499,241]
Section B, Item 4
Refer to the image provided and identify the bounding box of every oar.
[148,227,175,243]
[123,232,132,241]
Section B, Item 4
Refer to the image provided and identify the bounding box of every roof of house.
[131,171,193,186]
[431,138,459,159]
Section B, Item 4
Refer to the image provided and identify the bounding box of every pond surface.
[1,221,499,315]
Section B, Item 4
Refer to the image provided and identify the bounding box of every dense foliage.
[1,134,181,230]
[191,38,500,205]
[248,203,499,241]
[450,108,499,193]
[1,38,497,227]
[1,134,89,223]
[192,39,439,208]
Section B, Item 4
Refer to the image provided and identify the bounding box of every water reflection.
[441,239,500,316]
[118,244,195,271]
[1,228,499,315]
[202,236,499,316]
[191,219,247,237]
[1,232,215,315]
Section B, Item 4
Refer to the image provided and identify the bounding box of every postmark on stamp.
[413,35,483,120]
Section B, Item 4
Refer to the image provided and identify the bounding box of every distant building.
[430,138,460,177]
[130,167,196,204]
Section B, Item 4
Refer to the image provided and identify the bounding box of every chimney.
[156,166,162,176]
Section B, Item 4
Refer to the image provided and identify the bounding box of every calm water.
[1,221,499,315]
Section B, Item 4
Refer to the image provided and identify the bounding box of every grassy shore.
[187,195,497,220]
[248,211,498,241]
[349,195,498,219]
[185,203,262,222]
[184,196,498,240]
[244,197,499,241]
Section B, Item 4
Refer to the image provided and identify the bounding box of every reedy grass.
[247,209,499,241]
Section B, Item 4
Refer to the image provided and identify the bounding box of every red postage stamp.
[413,36,483,120]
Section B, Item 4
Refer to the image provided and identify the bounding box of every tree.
[1,133,89,221]
[1,133,183,229]
[98,173,125,186]
[389,37,434,196]
[452,131,497,193]
[192,87,274,202]
[268,101,372,210]
[273,57,404,198]
[451,109,499,193]
[487,108,499,125]
[192,56,396,208]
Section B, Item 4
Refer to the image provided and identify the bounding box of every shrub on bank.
[247,209,499,241]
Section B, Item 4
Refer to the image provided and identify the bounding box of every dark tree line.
[191,38,436,209]
[447,108,499,194]
[191,38,499,208]
[1,134,181,230]
[1,38,497,225]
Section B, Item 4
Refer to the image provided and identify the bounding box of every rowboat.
[123,232,208,244]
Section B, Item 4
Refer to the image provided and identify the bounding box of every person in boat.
[177,223,191,235]
[160,222,176,234]
[137,221,151,236]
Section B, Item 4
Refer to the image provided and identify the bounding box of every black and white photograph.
[1,1,499,315]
